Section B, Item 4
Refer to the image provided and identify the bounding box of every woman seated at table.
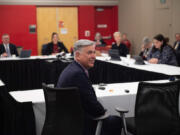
[94,32,106,47]
[147,34,178,66]
[111,31,129,57]
[44,32,68,55]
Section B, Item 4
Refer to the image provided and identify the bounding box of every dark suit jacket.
[57,61,105,135]
[0,43,18,56]
[94,39,107,47]
[111,42,129,57]
[44,41,68,55]
[173,41,180,51]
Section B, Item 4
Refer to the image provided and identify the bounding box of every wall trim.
[0,0,118,5]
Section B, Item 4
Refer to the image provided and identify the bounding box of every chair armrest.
[115,107,129,135]
[116,107,129,113]
[94,111,109,121]
[94,112,109,135]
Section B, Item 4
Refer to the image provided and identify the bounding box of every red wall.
[0,5,118,55]
[0,5,37,55]
[95,6,118,45]
[78,6,95,40]
[78,6,118,44]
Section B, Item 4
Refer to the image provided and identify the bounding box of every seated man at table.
[139,37,153,60]
[111,32,129,57]
[94,32,107,47]
[173,33,180,52]
[0,34,18,57]
[57,39,122,135]
[44,32,68,55]
[122,33,131,52]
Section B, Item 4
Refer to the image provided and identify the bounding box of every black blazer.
[0,43,18,56]
[94,39,107,47]
[173,41,180,51]
[56,61,105,135]
[44,41,68,55]
[57,61,105,117]
[111,42,129,57]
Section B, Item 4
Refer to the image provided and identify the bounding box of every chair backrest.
[41,44,48,55]
[42,84,84,135]
[16,46,23,56]
[175,50,180,66]
[135,80,180,135]
[0,85,35,135]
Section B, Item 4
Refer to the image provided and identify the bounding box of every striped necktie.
[175,42,179,50]
[5,45,11,57]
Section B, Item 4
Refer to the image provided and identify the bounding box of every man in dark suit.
[57,40,122,135]
[0,34,18,57]
[174,33,180,66]
[173,33,180,51]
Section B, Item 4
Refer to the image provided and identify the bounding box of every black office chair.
[0,85,36,135]
[16,46,23,56]
[116,80,180,135]
[42,84,108,135]
[41,44,48,55]
[175,50,180,66]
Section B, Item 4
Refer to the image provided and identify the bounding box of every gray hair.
[2,33,9,38]
[95,32,102,40]
[74,39,95,52]
[142,37,151,46]
[113,31,122,37]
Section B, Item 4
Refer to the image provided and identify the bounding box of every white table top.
[96,56,180,76]
[1,54,179,75]
[9,80,170,103]
[9,79,178,135]
[0,80,5,86]
[0,55,57,61]
[0,53,74,61]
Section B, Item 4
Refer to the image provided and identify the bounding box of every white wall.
[118,0,180,55]
[172,0,180,37]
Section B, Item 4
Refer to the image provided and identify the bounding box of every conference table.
[0,79,4,86]
[93,56,180,83]
[1,54,180,135]
[0,55,57,91]
[1,54,180,91]
[10,80,179,135]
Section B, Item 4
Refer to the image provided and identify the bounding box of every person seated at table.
[147,34,178,66]
[57,39,122,135]
[173,33,180,51]
[173,33,180,66]
[111,32,129,57]
[0,34,18,57]
[121,33,131,52]
[94,32,106,47]
[139,37,153,60]
[44,32,68,55]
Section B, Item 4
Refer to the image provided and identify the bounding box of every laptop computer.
[108,49,121,60]
[133,55,145,65]
[19,50,32,58]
